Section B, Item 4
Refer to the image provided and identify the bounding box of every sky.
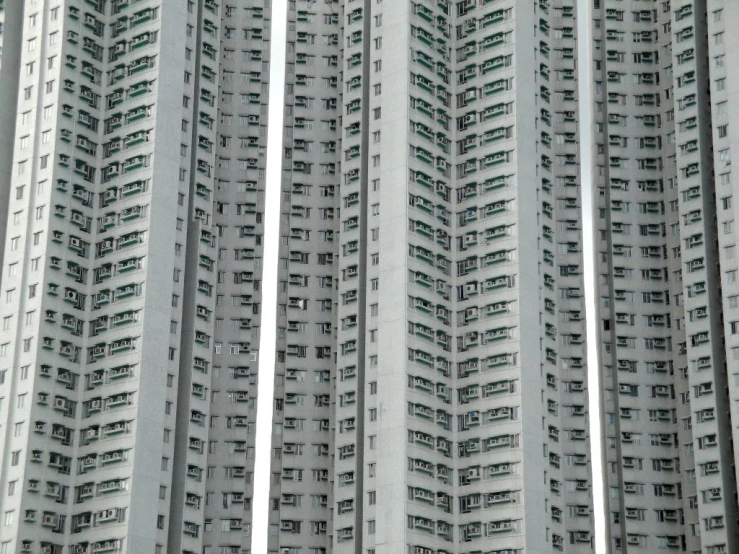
[252,0,607,552]
[251,0,287,550]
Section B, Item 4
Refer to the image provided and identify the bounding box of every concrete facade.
[268,1,595,553]
[593,0,739,552]
[0,1,271,554]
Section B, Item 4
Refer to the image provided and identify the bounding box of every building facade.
[268,0,595,553]
[593,0,739,552]
[0,1,271,554]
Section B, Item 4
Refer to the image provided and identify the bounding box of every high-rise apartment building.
[593,1,739,552]
[268,0,595,553]
[0,1,271,554]
[11,1,739,554]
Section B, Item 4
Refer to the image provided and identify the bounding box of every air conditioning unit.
[97,508,117,522]
[465,307,479,319]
